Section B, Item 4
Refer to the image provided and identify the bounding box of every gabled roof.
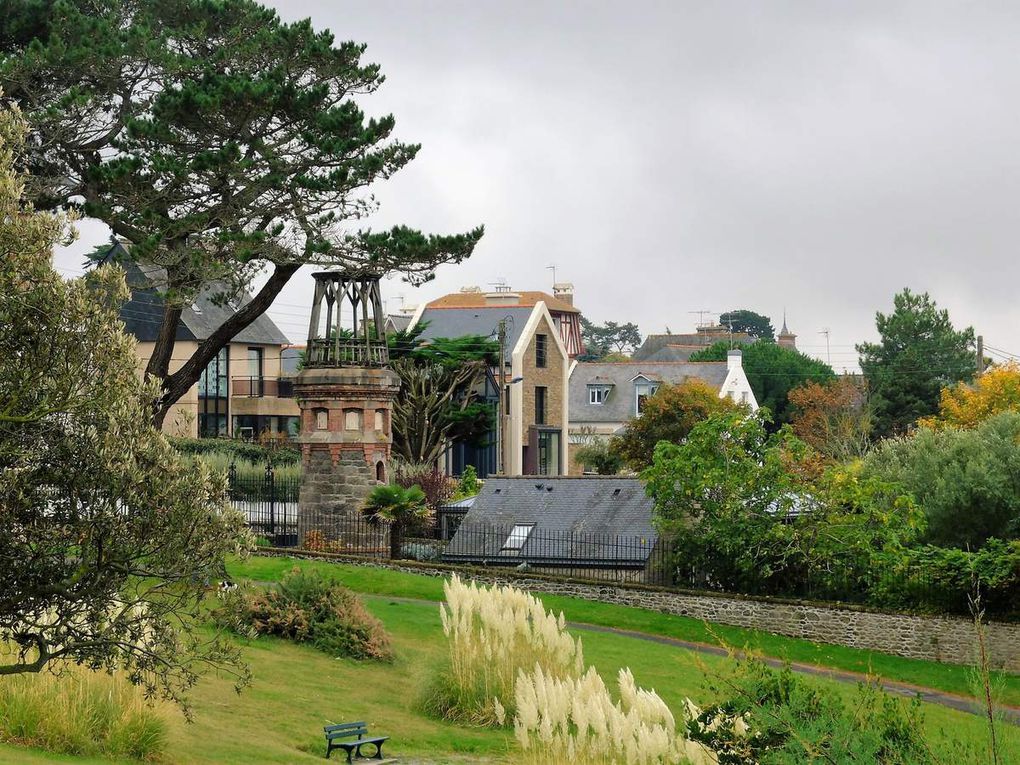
[427,290,579,314]
[570,361,728,423]
[633,332,753,361]
[99,240,289,346]
[442,476,656,565]
[415,305,535,363]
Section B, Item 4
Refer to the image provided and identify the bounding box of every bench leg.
[355,741,384,761]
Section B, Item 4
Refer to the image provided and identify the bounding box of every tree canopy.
[917,361,1020,430]
[610,379,739,470]
[579,317,641,359]
[0,103,247,707]
[856,288,975,438]
[719,309,775,341]
[689,340,835,427]
[1,0,482,425]
[863,412,1020,549]
[788,377,872,461]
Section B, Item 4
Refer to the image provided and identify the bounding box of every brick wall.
[520,313,566,437]
[257,550,1020,670]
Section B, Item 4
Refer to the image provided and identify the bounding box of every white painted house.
[567,350,758,474]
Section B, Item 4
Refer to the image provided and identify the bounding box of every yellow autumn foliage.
[919,362,1020,430]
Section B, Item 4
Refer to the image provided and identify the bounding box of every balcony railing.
[231,377,295,398]
[305,337,389,368]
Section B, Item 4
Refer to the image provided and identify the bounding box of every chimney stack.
[727,349,743,371]
[552,282,574,306]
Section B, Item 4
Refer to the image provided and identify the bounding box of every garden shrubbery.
[213,568,393,661]
[0,661,169,760]
[169,436,301,467]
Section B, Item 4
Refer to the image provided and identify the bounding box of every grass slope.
[0,557,1015,763]
[229,555,1020,706]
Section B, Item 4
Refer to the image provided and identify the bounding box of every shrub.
[869,540,1020,617]
[574,439,623,475]
[0,660,169,760]
[692,657,951,764]
[169,435,301,466]
[213,568,393,661]
[393,461,455,512]
[454,465,481,498]
[505,665,719,765]
[422,575,584,726]
[401,541,442,562]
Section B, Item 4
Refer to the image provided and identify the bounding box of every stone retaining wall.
[258,549,1020,670]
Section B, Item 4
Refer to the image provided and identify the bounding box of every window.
[635,383,660,415]
[535,334,548,368]
[537,430,561,475]
[588,384,611,405]
[741,391,749,404]
[501,524,535,554]
[198,347,229,437]
[535,386,547,425]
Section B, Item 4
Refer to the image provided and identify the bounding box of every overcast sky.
[54,1,1020,372]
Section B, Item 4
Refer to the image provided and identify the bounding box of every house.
[98,239,300,439]
[441,476,659,580]
[632,324,755,362]
[412,283,585,358]
[410,285,573,477]
[567,351,758,474]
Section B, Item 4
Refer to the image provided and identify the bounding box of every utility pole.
[819,328,831,365]
[547,264,557,288]
[496,318,508,475]
[976,334,984,375]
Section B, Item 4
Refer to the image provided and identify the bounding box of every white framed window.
[501,524,535,553]
[588,384,612,405]
[635,383,660,415]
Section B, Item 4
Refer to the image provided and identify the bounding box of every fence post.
[265,462,275,539]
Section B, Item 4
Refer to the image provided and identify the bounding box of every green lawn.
[229,555,1020,706]
[0,556,1016,763]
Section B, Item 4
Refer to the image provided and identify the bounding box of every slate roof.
[427,290,579,314]
[416,305,535,362]
[100,240,289,346]
[570,361,728,424]
[633,331,753,360]
[442,477,656,566]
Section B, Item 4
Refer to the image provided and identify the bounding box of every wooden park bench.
[323,721,390,762]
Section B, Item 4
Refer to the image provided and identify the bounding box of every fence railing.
[228,470,1015,618]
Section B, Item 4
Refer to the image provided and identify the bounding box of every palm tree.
[362,484,428,559]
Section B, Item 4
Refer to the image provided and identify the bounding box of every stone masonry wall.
[296,449,387,552]
[258,550,1020,670]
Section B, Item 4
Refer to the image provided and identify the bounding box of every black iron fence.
[228,469,1015,618]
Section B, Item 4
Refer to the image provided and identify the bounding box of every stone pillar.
[294,366,401,551]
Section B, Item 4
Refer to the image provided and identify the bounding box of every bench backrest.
[324,722,369,740]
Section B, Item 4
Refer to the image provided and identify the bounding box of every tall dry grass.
[422,574,584,725]
[0,661,169,760]
[504,665,726,765]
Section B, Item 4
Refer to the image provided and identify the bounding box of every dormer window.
[588,384,612,405]
[635,382,660,414]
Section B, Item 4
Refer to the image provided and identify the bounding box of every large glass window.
[535,385,547,425]
[635,383,660,415]
[537,429,560,475]
[501,524,535,554]
[198,347,229,437]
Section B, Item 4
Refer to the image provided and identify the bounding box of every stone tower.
[294,271,401,549]
[777,312,797,350]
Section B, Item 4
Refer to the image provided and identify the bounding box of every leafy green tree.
[719,309,775,341]
[580,317,642,359]
[644,412,920,594]
[611,379,739,471]
[362,484,428,559]
[857,288,975,437]
[0,105,248,707]
[388,330,499,465]
[1,0,482,427]
[863,412,1020,548]
[689,341,835,427]
[573,439,623,475]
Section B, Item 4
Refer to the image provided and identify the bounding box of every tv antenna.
[489,277,511,293]
[689,309,715,327]
[819,328,831,365]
